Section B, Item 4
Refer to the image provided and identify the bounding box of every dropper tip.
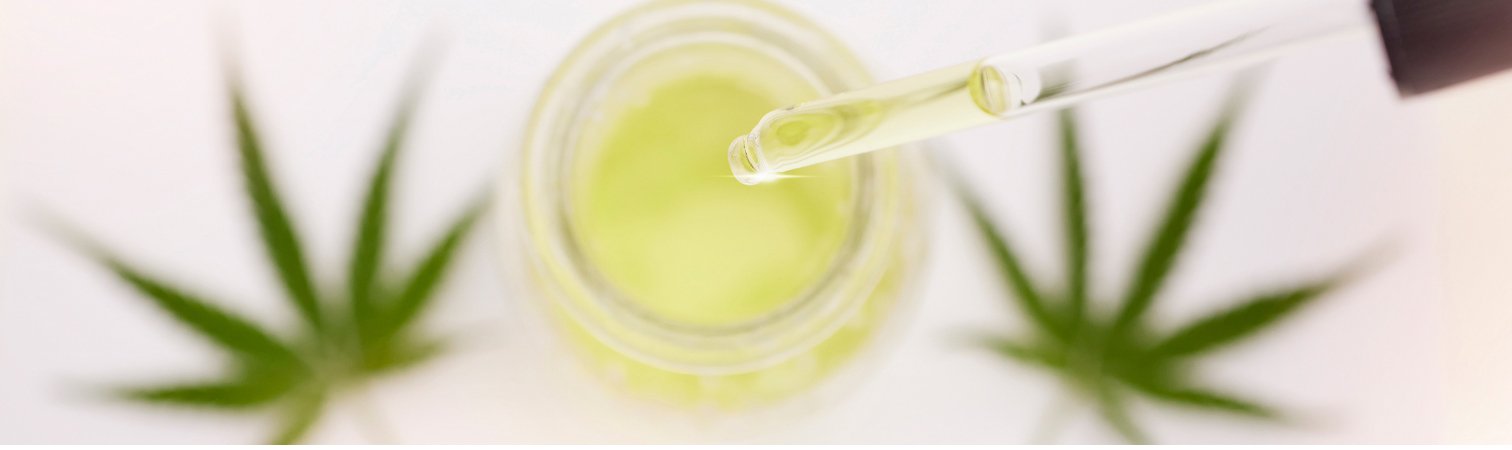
[728,134,770,186]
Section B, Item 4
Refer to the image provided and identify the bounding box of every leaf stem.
[1029,388,1079,444]
[350,384,397,444]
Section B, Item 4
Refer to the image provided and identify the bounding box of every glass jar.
[514,0,926,409]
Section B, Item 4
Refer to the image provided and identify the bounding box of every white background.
[1,0,1504,443]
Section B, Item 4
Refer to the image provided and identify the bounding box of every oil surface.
[570,42,856,327]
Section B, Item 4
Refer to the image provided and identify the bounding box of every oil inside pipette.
[729,61,1032,185]
[727,0,1374,185]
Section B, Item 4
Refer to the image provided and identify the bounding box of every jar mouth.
[519,0,912,374]
[558,36,876,336]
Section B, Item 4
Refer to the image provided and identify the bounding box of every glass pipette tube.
[729,0,1373,185]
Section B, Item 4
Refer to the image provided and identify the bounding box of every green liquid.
[553,41,904,409]
[570,43,856,327]
[730,62,1001,184]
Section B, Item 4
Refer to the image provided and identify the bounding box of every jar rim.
[517,0,915,374]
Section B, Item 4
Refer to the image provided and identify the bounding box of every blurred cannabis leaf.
[63,67,483,443]
[955,95,1369,443]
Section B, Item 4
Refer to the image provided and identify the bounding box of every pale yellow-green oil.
[734,62,1004,182]
[563,42,892,407]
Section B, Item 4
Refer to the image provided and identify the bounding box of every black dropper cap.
[1372,0,1512,96]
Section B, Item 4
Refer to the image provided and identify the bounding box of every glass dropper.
[729,0,1373,185]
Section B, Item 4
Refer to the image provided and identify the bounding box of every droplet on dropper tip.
[728,134,768,186]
